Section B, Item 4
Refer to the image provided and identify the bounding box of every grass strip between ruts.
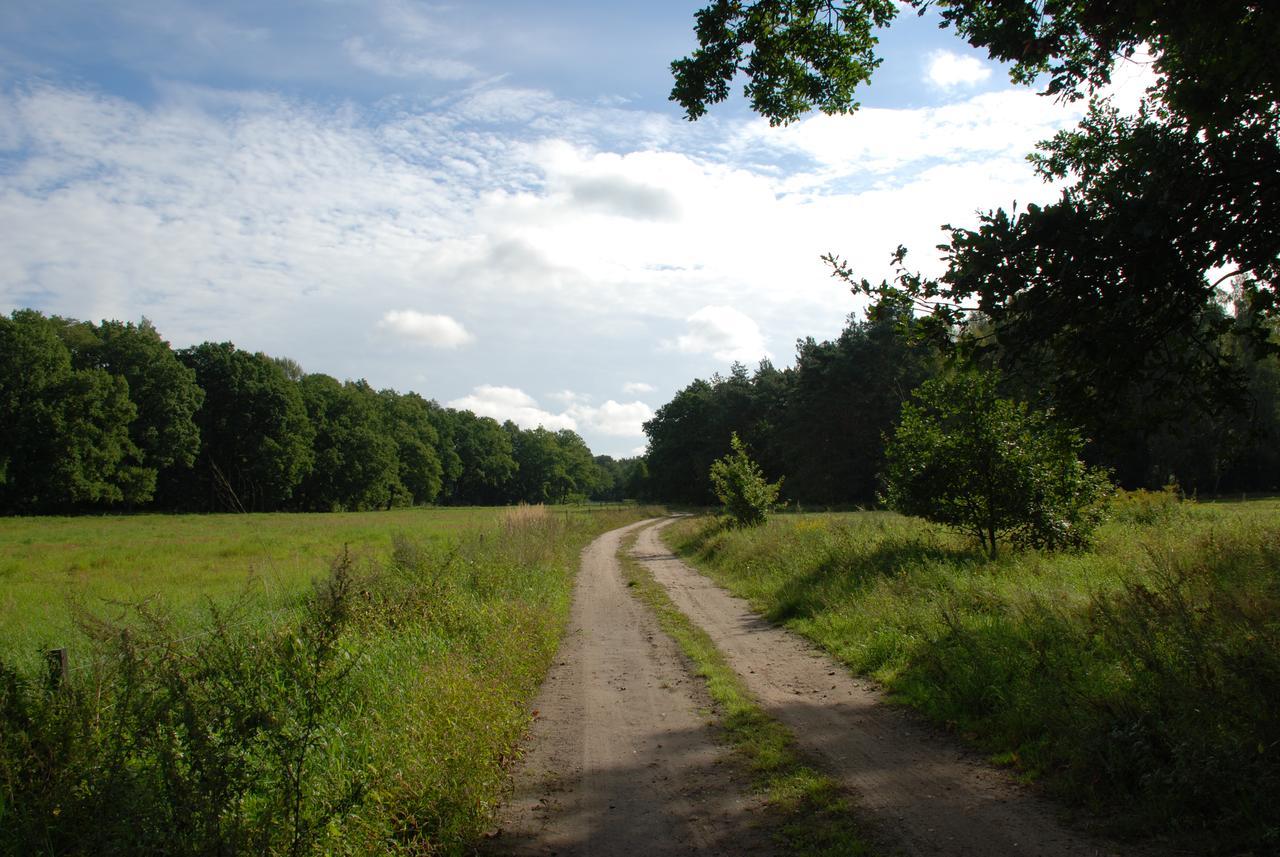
[617,528,872,857]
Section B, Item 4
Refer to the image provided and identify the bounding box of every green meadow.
[0,507,500,671]
[666,495,1280,852]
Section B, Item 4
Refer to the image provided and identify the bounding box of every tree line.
[0,309,641,514]
[642,292,1280,507]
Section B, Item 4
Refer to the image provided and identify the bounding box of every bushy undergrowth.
[1,504,659,856]
[667,501,1280,852]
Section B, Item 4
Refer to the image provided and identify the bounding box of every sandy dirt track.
[632,518,1124,857]
[486,519,775,856]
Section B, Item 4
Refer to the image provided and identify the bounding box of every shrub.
[884,371,1111,557]
[710,433,783,527]
[1108,484,1184,526]
[0,553,365,856]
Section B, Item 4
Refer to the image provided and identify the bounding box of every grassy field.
[0,506,599,670]
[1,504,660,856]
[666,494,1280,852]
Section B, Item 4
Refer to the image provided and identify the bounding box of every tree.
[710,432,783,527]
[296,376,399,511]
[884,372,1111,557]
[60,318,204,479]
[675,1,1280,442]
[443,411,517,505]
[0,310,147,512]
[554,429,609,502]
[673,1,1277,131]
[170,342,314,512]
[378,390,444,506]
[782,306,938,503]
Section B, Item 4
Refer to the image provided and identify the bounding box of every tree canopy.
[0,309,627,515]
[675,0,1280,443]
[884,371,1111,556]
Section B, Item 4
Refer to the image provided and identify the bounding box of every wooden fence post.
[46,647,68,690]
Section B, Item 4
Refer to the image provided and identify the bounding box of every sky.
[0,1,1153,457]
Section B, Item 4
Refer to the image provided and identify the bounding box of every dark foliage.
[0,309,621,514]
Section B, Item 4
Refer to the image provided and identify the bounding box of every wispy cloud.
[0,71,1093,455]
[344,37,477,80]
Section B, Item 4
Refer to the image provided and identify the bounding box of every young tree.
[709,432,783,527]
[884,372,1111,558]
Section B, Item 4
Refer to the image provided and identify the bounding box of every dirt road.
[486,519,775,856]
[490,518,1125,856]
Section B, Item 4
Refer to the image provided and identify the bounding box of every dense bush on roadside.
[667,502,1280,852]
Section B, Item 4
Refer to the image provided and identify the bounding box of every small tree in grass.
[884,371,1111,558]
[710,432,783,527]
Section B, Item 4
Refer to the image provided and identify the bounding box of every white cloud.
[378,310,473,347]
[1099,44,1159,115]
[448,385,576,431]
[925,50,993,89]
[750,89,1080,177]
[622,381,655,394]
[547,389,585,405]
[568,399,654,437]
[672,306,770,363]
[445,385,651,438]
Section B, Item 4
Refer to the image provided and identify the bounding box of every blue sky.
[0,1,1151,456]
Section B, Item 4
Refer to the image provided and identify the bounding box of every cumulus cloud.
[378,310,473,347]
[622,381,655,394]
[447,385,576,430]
[547,389,585,405]
[672,306,770,363]
[568,399,654,437]
[925,50,993,89]
[445,385,652,438]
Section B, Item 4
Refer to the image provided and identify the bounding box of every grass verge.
[664,496,1280,853]
[617,529,870,857]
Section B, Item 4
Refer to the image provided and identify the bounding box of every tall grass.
[1,504,662,856]
[666,498,1280,852]
[0,507,498,672]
